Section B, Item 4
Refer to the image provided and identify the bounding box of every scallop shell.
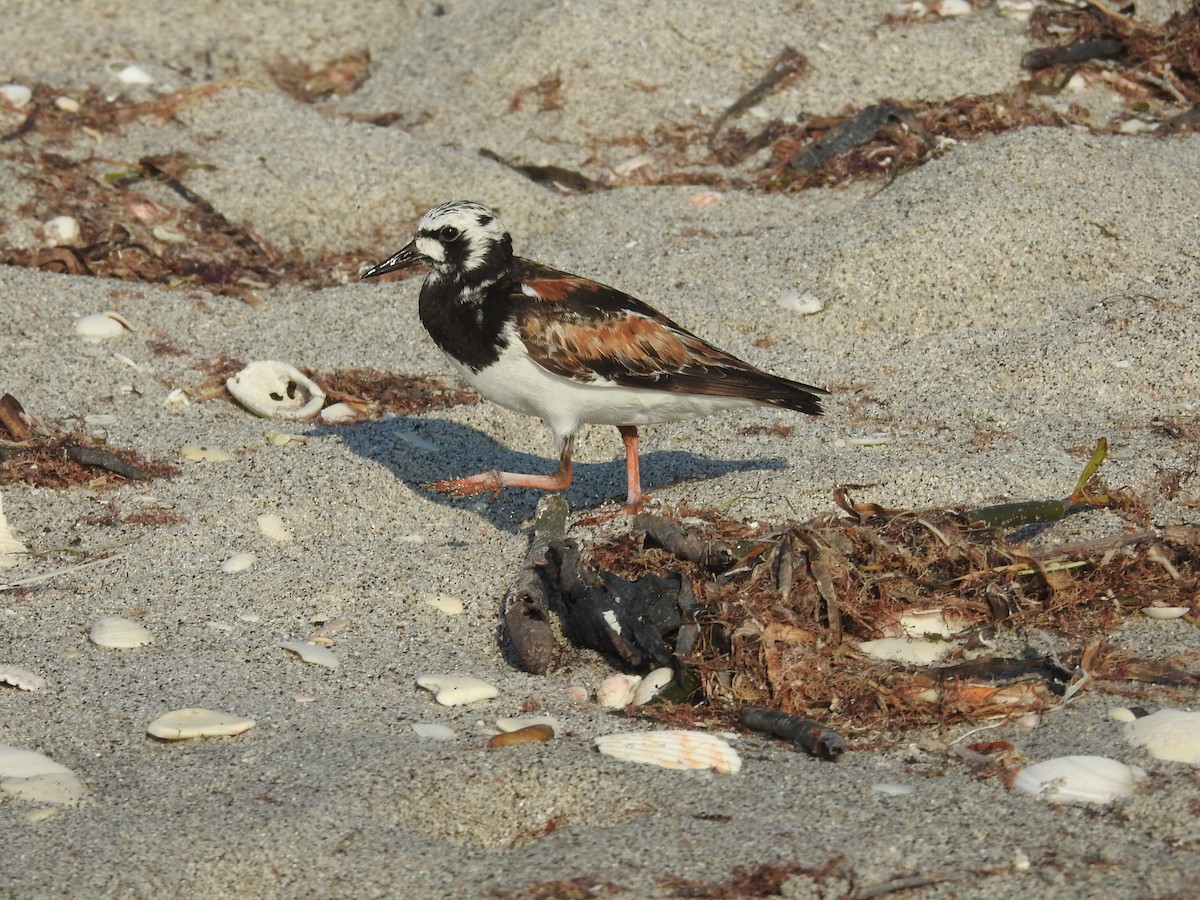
[0,665,49,691]
[596,730,742,775]
[416,674,499,706]
[88,615,153,649]
[1121,709,1200,765]
[146,708,256,740]
[1013,755,1143,804]
[279,640,339,670]
[226,361,325,420]
[0,746,84,805]
[75,310,132,341]
[0,492,29,569]
[256,513,294,542]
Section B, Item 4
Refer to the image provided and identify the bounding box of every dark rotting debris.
[738,707,845,761]
[1021,38,1126,70]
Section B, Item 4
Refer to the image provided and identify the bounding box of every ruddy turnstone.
[362,200,828,514]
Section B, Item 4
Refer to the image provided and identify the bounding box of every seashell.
[83,414,117,428]
[220,552,256,573]
[0,746,84,805]
[496,716,560,735]
[871,783,915,796]
[1121,709,1200,765]
[109,62,155,85]
[395,430,441,452]
[565,685,589,704]
[597,673,641,709]
[488,724,554,747]
[596,730,742,775]
[146,708,256,740]
[1141,606,1189,620]
[778,290,825,315]
[256,513,294,542]
[690,190,722,208]
[267,430,303,446]
[226,361,325,420]
[422,594,464,616]
[279,640,339,670]
[0,665,49,691]
[318,402,357,423]
[0,84,33,108]
[416,674,499,706]
[858,636,953,665]
[75,310,132,341]
[180,444,232,462]
[55,96,81,112]
[88,615,152,649]
[1109,707,1138,724]
[151,225,186,244]
[899,607,969,639]
[0,493,29,569]
[631,667,673,706]
[237,611,261,623]
[43,215,81,247]
[412,722,457,740]
[1013,755,1144,804]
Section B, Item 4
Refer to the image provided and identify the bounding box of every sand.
[2,1,1199,896]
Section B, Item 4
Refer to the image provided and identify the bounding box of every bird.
[361,200,828,515]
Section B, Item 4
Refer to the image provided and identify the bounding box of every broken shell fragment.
[597,673,641,709]
[220,552,256,573]
[422,594,465,616]
[596,730,742,775]
[416,674,499,706]
[858,636,954,665]
[0,84,33,108]
[279,640,339,670]
[1141,606,1189,620]
[88,615,152,649]
[488,724,555,747]
[226,361,325,420]
[256,513,294,542]
[319,402,358,423]
[0,746,84,805]
[75,310,132,341]
[1013,755,1143,804]
[180,444,233,462]
[43,215,82,247]
[0,492,29,569]
[496,716,561,735]
[147,708,256,740]
[0,665,49,691]
[1121,709,1200,765]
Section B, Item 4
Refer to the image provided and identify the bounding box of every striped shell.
[595,730,741,775]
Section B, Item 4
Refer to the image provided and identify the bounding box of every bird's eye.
[439,226,461,242]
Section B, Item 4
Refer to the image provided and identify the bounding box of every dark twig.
[503,494,568,674]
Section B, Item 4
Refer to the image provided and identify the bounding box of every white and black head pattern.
[412,201,513,285]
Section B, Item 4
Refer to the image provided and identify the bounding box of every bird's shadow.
[320,416,787,533]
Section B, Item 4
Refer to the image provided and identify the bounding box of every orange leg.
[433,439,574,498]
[618,425,651,515]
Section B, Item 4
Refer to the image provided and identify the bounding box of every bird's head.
[361,200,513,288]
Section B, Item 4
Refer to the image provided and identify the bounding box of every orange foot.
[431,464,574,500]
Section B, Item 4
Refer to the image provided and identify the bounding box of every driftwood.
[503,495,568,675]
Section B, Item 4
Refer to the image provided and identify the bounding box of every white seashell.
[778,290,825,315]
[858,636,953,665]
[1141,606,1189,620]
[565,685,589,704]
[43,215,81,247]
[256,513,294,542]
[422,594,464,616]
[0,84,33,108]
[899,607,969,639]
[0,746,84,805]
[1014,712,1041,730]
[266,430,304,446]
[319,402,357,423]
[0,493,29,569]
[596,730,742,775]
[55,96,81,112]
[75,310,132,341]
[83,414,117,428]
[932,0,972,16]
[237,611,261,623]
[613,154,654,177]
[146,708,255,740]
[416,674,499,706]
[871,783,915,796]
[180,444,232,462]
[88,615,152,649]
[1108,707,1138,724]
[496,716,561,735]
[151,225,186,244]
[110,62,155,85]
[597,673,641,709]
[220,552,256,573]
[1013,756,1143,804]
[0,665,49,691]
[1122,709,1200,765]
[279,640,339,670]
[226,361,325,419]
[631,667,673,706]
[163,388,188,406]
[412,722,457,740]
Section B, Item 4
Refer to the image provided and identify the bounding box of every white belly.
[445,340,757,438]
